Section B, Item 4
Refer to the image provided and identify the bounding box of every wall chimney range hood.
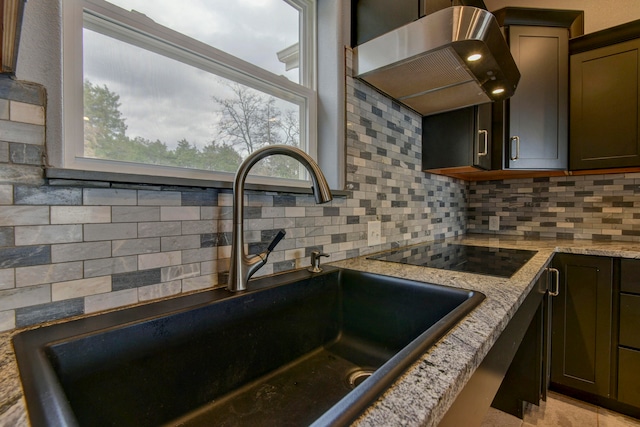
[353,6,520,116]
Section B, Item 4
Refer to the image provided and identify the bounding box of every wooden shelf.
[425,167,640,182]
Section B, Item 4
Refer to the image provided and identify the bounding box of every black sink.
[13,267,484,427]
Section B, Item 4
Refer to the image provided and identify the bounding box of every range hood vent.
[353,6,520,116]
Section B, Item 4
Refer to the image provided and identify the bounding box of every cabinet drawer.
[618,347,640,407]
[621,259,640,294]
[620,294,640,349]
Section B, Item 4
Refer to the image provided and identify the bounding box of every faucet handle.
[308,250,330,273]
[267,229,286,253]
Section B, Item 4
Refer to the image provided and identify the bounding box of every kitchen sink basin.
[13,267,484,427]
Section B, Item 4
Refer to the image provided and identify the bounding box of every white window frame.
[62,0,317,188]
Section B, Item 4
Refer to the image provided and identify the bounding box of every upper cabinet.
[498,25,568,170]
[492,8,583,171]
[569,20,640,170]
[420,8,583,179]
[422,104,492,173]
[353,0,419,45]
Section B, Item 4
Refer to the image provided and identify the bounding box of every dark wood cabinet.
[548,255,640,419]
[618,348,640,407]
[444,253,640,423]
[569,21,640,170]
[493,25,569,170]
[618,259,640,409]
[550,254,613,398]
[619,293,640,349]
[422,104,491,173]
[352,0,419,45]
[621,258,640,293]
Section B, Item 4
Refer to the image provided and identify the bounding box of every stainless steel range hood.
[353,6,520,116]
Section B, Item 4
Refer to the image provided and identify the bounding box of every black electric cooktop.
[367,242,537,278]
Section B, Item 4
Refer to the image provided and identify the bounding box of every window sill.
[45,167,349,197]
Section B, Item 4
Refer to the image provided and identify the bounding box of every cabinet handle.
[510,136,520,161]
[478,129,488,157]
[548,267,560,296]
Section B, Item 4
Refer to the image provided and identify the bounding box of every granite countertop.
[3,235,640,427]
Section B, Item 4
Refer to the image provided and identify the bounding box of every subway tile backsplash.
[2,50,640,332]
[0,53,468,331]
[468,175,640,240]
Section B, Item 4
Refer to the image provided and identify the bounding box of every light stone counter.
[338,235,640,427]
[3,235,640,427]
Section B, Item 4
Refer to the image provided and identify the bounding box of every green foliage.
[200,142,242,173]
[83,80,128,159]
[82,79,299,179]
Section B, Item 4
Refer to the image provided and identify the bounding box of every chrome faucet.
[227,145,333,292]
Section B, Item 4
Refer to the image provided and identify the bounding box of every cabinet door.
[570,39,640,170]
[550,254,613,397]
[504,26,568,170]
[475,103,492,170]
[422,104,491,171]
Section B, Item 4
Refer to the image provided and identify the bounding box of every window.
[63,0,316,186]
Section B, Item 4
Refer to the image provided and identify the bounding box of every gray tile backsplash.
[2,49,639,332]
[0,53,467,331]
[468,174,640,240]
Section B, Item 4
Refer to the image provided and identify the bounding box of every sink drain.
[346,368,375,389]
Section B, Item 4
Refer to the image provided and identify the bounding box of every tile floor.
[481,392,640,427]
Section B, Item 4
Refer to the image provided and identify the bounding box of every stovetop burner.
[367,242,537,278]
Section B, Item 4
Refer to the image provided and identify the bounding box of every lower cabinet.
[549,255,640,419]
[550,254,613,398]
[619,293,640,349]
[618,260,640,408]
[618,348,640,407]
[442,253,640,425]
